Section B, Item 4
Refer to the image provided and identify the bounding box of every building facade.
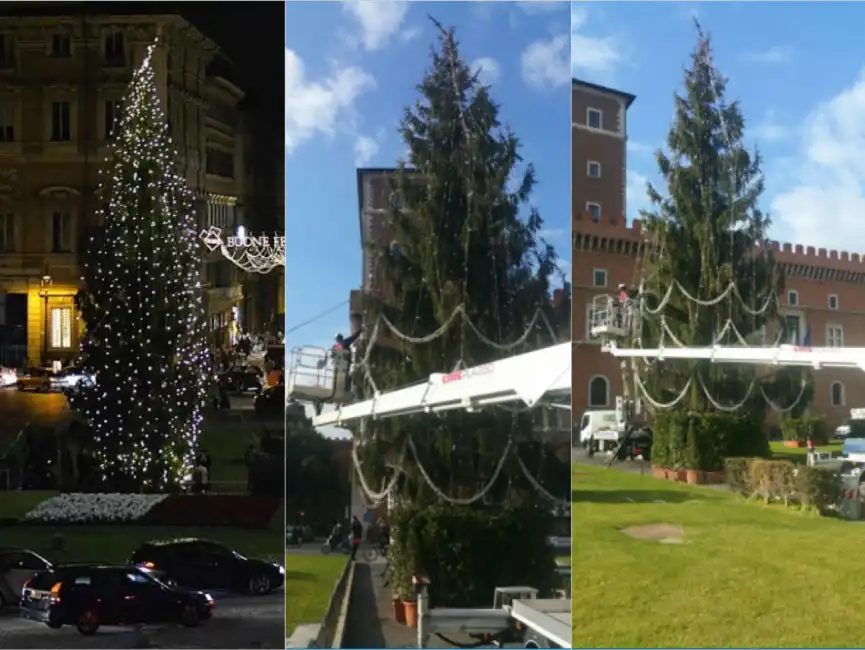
[0,13,259,366]
[572,78,865,429]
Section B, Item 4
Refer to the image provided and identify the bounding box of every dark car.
[19,564,213,635]
[218,365,264,394]
[253,385,285,419]
[128,538,284,595]
[0,547,53,611]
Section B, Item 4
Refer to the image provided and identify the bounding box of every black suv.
[129,538,284,595]
[19,564,213,635]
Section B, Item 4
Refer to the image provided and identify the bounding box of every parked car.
[218,365,264,394]
[17,367,54,392]
[0,547,53,611]
[836,418,852,439]
[19,563,213,635]
[128,538,284,595]
[254,385,285,419]
[51,366,95,391]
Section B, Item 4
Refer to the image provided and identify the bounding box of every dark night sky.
[1,2,284,128]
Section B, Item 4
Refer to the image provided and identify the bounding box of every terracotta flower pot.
[672,470,687,482]
[706,470,726,485]
[783,440,805,448]
[403,600,418,628]
[651,467,666,480]
[392,597,406,624]
[685,469,702,485]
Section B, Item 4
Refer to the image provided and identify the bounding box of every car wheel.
[248,573,272,595]
[76,610,100,635]
[180,604,201,627]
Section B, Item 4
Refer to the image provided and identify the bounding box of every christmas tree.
[72,40,209,491]
[639,26,811,420]
[358,23,569,506]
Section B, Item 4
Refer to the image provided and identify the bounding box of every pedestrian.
[349,515,363,560]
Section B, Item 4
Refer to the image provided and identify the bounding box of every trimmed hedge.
[723,457,841,513]
[780,415,829,446]
[653,411,770,471]
[388,504,557,607]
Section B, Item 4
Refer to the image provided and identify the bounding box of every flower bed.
[141,494,281,528]
[24,493,169,524]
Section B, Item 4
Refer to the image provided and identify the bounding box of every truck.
[577,396,652,462]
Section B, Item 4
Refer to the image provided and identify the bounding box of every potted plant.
[403,596,419,628]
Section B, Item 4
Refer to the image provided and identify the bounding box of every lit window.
[51,307,72,349]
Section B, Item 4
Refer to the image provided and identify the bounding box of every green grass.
[284,555,346,637]
[573,463,865,647]
[769,440,843,463]
[0,490,57,518]
[0,525,284,564]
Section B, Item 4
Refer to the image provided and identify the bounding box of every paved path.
[0,591,285,649]
[342,560,415,649]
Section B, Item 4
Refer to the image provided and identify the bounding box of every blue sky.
[285,0,571,359]
[573,2,865,253]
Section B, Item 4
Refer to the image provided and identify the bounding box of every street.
[0,591,285,649]
[572,445,653,477]
[0,388,70,433]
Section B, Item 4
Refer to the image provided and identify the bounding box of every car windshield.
[135,567,170,587]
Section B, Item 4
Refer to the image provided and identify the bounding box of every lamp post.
[39,274,51,366]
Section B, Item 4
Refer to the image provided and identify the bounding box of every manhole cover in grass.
[621,523,684,544]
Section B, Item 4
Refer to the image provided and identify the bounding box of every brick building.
[572,78,864,430]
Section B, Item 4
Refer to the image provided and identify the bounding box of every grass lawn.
[0,490,57,518]
[769,440,843,463]
[0,524,284,564]
[573,463,865,647]
[284,554,346,637]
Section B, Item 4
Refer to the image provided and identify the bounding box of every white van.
[578,410,620,446]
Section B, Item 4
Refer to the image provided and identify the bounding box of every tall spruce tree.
[356,24,569,506]
[72,43,209,490]
[639,25,810,417]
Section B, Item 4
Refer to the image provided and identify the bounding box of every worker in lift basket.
[615,283,639,329]
[319,331,361,394]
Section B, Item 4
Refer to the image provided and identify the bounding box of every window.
[50,307,72,349]
[0,101,13,142]
[828,294,839,310]
[586,108,602,130]
[52,212,71,252]
[0,213,14,251]
[0,34,13,68]
[206,201,235,229]
[586,202,601,223]
[205,149,235,178]
[104,32,125,66]
[587,161,601,178]
[588,375,609,407]
[785,315,801,345]
[593,269,607,288]
[50,101,71,142]
[50,34,71,58]
[104,99,122,140]
[787,289,798,306]
[832,381,845,407]
[827,324,844,348]
[3,551,49,571]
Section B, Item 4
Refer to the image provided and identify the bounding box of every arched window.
[831,381,845,407]
[588,375,609,408]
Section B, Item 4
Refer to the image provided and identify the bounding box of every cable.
[284,299,348,336]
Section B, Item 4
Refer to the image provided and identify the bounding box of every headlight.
[275,564,284,574]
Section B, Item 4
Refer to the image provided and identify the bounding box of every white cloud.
[354,135,379,167]
[400,26,420,42]
[752,109,789,143]
[571,7,621,78]
[343,0,409,52]
[285,49,375,152]
[626,170,651,221]
[742,46,793,65]
[539,228,565,240]
[771,70,865,249]
[471,57,501,86]
[521,34,569,90]
[518,1,565,15]
[627,140,653,155]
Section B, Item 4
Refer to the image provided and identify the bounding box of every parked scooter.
[320,534,351,555]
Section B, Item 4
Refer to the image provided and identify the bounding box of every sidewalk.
[342,560,417,649]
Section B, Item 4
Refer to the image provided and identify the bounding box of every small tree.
[72,42,208,491]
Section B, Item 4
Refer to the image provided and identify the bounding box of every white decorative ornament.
[200,225,285,274]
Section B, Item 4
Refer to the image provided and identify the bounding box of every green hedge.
[653,411,770,471]
[388,504,557,607]
[724,457,841,513]
[780,415,829,445]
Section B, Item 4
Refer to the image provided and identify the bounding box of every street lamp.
[39,274,51,366]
